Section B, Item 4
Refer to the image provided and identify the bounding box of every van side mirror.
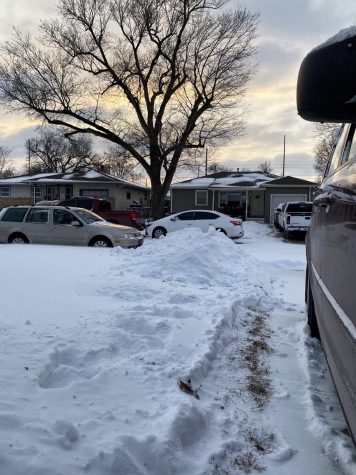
[297,30,356,122]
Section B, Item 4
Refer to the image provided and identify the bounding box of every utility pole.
[282,135,286,177]
[26,139,31,174]
[205,148,208,176]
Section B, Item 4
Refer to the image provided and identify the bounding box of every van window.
[341,125,356,165]
[326,124,349,176]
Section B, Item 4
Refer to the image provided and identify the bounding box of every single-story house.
[0,169,150,210]
[170,171,317,223]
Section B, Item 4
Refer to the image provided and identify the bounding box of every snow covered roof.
[171,171,279,189]
[264,176,316,186]
[0,169,149,190]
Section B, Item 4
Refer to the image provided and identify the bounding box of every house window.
[195,190,208,206]
[0,187,10,197]
[127,192,131,200]
[80,189,109,198]
[219,191,242,207]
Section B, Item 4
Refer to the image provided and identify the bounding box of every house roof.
[0,169,150,191]
[171,171,279,189]
[264,176,317,186]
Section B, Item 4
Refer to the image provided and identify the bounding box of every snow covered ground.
[0,221,355,475]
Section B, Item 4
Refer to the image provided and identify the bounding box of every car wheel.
[152,227,167,239]
[8,233,29,244]
[216,228,227,235]
[89,236,113,248]
[306,269,320,339]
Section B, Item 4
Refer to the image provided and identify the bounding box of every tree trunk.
[150,178,169,219]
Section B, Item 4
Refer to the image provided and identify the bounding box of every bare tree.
[207,160,232,174]
[257,160,273,174]
[102,144,143,181]
[26,126,105,173]
[0,0,258,218]
[0,146,16,178]
[313,123,340,178]
[177,146,218,177]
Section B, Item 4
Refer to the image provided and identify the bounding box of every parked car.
[297,28,356,441]
[277,201,313,239]
[146,210,244,239]
[273,203,285,230]
[58,196,141,229]
[0,205,144,248]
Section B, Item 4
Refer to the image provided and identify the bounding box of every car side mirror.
[170,216,176,221]
[71,220,82,227]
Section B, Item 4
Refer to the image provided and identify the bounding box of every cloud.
[0,1,56,41]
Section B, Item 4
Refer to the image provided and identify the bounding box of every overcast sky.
[0,0,355,180]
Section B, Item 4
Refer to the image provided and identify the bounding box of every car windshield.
[74,208,104,224]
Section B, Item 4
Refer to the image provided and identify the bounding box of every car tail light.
[230,220,242,226]
[286,215,290,224]
[130,212,137,222]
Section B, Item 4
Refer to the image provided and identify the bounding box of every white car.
[146,210,244,239]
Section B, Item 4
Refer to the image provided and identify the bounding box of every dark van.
[297,28,356,442]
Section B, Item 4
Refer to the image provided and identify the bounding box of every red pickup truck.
[59,196,140,229]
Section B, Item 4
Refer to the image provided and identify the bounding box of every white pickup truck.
[277,201,313,239]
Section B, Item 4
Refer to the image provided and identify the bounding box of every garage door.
[270,194,307,223]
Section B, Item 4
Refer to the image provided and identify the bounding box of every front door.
[46,185,60,200]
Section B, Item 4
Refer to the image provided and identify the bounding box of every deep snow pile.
[0,225,354,475]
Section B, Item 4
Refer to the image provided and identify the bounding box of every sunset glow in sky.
[0,0,355,180]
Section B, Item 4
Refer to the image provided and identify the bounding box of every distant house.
[170,171,316,223]
[0,169,150,210]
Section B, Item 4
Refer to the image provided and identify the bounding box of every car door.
[193,211,219,232]
[170,211,195,231]
[52,209,86,246]
[23,208,52,244]
[313,123,356,435]
[308,125,349,313]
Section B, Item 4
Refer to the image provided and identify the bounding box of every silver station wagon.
[0,205,144,249]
